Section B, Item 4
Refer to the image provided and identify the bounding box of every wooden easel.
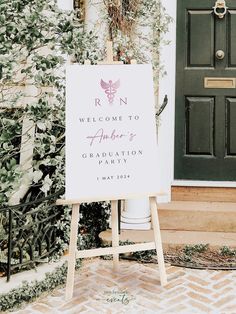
[58,42,167,301]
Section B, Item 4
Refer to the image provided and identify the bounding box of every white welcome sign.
[66,64,159,201]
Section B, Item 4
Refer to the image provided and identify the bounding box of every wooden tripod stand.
[56,196,167,301]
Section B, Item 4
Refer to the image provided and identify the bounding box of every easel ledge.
[56,192,167,205]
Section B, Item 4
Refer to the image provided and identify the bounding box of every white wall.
[157,0,177,202]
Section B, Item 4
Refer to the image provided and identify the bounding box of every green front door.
[175,0,236,181]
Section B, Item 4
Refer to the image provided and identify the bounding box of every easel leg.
[111,200,119,271]
[65,204,80,301]
[150,197,167,286]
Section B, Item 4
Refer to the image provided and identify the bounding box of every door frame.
[157,0,236,202]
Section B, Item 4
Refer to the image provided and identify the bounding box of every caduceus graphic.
[100,79,120,104]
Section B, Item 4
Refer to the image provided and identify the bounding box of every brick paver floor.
[11,258,236,314]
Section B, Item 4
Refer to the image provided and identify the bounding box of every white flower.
[32,170,43,183]
[40,175,53,195]
[37,121,47,131]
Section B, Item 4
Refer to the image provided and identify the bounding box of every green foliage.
[182,254,192,263]
[219,246,236,257]
[0,0,172,279]
[78,202,111,250]
[55,202,111,257]
[101,0,172,66]
[0,260,81,312]
[132,247,156,262]
[0,0,103,269]
[183,244,209,256]
[99,0,172,116]
[0,0,100,206]
[180,244,209,263]
[0,110,23,204]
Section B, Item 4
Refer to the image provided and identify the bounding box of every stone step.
[172,186,236,202]
[158,201,236,232]
[99,229,236,251]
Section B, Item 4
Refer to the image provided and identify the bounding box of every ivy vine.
[0,0,172,277]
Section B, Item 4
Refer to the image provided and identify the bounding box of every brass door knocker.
[213,0,228,18]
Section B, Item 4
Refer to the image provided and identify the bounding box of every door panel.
[186,97,215,155]
[228,11,236,67]
[175,0,236,181]
[226,98,236,155]
[188,10,215,67]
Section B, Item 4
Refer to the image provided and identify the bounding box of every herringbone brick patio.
[10,258,236,314]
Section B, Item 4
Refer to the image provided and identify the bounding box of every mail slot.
[204,77,236,89]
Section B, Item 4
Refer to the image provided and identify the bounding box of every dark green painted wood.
[175,0,236,181]
[228,11,236,67]
[226,98,236,155]
[186,97,214,155]
[188,10,214,67]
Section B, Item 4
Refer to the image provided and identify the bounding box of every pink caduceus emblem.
[100,79,120,104]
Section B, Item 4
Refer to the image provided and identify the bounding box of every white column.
[9,59,37,206]
[84,0,107,44]
[157,0,177,203]
[85,0,99,29]
[120,198,151,230]
[57,0,74,11]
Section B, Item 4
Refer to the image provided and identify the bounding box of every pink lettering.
[86,128,136,146]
